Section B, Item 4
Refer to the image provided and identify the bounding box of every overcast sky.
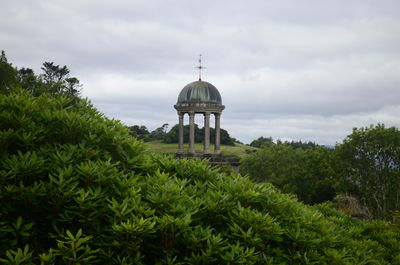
[2,0,400,144]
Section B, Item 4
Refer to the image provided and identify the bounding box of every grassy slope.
[145,140,257,158]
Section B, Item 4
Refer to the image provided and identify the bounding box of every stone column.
[203,112,211,154]
[178,112,184,153]
[214,113,221,153]
[189,112,195,154]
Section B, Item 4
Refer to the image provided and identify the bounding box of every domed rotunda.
[174,60,225,155]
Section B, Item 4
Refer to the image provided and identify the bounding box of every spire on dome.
[195,54,206,81]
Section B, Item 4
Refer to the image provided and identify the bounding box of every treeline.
[0,51,81,99]
[240,124,400,220]
[249,136,318,149]
[127,123,236,145]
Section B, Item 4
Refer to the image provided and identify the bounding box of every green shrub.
[1,89,400,264]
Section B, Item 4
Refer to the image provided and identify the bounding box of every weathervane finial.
[195,54,206,81]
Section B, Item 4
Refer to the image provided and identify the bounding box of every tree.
[41,62,69,83]
[163,124,202,143]
[0,51,81,99]
[127,125,150,140]
[240,145,337,204]
[0,51,18,93]
[279,140,317,150]
[249,136,317,149]
[64,77,80,96]
[150,123,169,139]
[217,127,235,146]
[250,136,274,147]
[335,124,400,218]
[17,68,39,94]
[40,62,81,97]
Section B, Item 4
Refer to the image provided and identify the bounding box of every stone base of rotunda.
[175,152,219,159]
[175,152,240,171]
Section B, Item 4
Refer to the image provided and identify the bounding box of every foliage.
[335,124,400,218]
[127,125,150,140]
[249,136,274,148]
[1,90,400,264]
[39,62,81,97]
[127,123,170,142]
[244,125,400,220]
[240,145,337,204]
[149,123,169,141]
[278,139,318,150]
[0,51,19,94]
[0,89,146,263]
[163,123,235,145]
[0,50,81,99]
[250,136,318,150]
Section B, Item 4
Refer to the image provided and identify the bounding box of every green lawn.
[145,140,257,159]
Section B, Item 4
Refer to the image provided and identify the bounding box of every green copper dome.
[177,80,222,104]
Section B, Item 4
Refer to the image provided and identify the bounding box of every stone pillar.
[203,112,211,154]
[178,112,184,153]
[214,113,221,153]
[189,112,195,154]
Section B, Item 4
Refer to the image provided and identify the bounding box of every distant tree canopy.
[0,50,81,99]
[126,124,170,142]
[150,123,169,141]
[163,124,235,146]
[240,145,336,204]
[249,136,274,148]
[278,139,318,150]
[126,123,236,145]
[250,136,318,150]
[127,125,150,140]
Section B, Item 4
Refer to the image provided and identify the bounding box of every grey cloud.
[1,0,400,144]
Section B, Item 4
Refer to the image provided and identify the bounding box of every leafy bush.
[1,89,400,264]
